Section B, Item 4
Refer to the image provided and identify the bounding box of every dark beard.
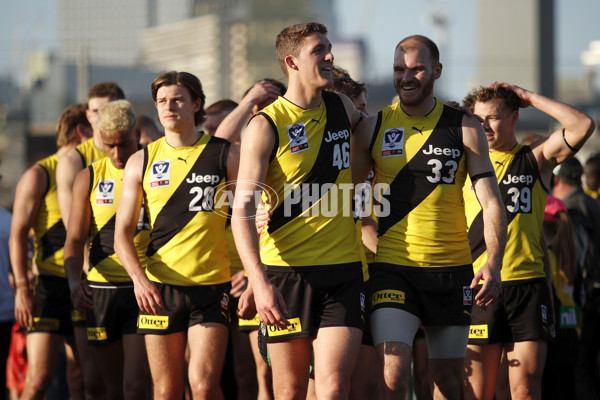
[395,74,435,107]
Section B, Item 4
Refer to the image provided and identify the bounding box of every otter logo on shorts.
[87,327,107,341]
[150,160,171,188]
[31,317,60,332]
[381,128,405,157]
[372,289,405,306]
[287,122,309,154]
[266,317,302,337]
[138,315,169,330]
[469,324,488,339]
[463,286,472,305]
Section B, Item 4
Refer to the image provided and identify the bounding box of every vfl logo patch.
[138,315,169,330]
[463,286,472,305]
[360,292,366,313]
[150,160,171,188]
[266,317,302,337]
[87,327,107,341]
[220,293,229,310]
[469,324,488,339]
[96,179,115,205]
[381,127,405,157]
[287,122,309,154]
[372,289,405,306]
[541,304,548,324]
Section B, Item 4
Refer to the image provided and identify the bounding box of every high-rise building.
[142,0,360,103]
[475,0,554,97]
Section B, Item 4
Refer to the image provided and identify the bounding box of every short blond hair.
[276,22,328,76]
[98,100,136,133]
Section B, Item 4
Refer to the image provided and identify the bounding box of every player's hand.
[489,82,533,108]
[471,264,501,307]
[237,285,257,319]
[68,278,93,313]
[253,280,289,329]
[445,101,473,117]
[255,203,271,235]
[133,276,164,315]
[230,270,248,298]
[246,80,282,111]
[14,286,36,328]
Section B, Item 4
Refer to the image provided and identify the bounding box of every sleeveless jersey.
[258,91,362,267]
[464,144,547,282]
[142,134,230,286]
[370,101,471,267]
[88,157,150,283]
[33,154,67,277]
[75,138,106,166]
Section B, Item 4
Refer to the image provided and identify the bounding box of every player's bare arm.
[494,82,595,179]
[338,91,363,130]
[56,148,85,225]
[231,114,288,328]
[463,114,507,306]
[351,114,377,185]
[9,165,47,327]
[214,80,282,143]
[114,149,163,315]
[64,168,93,312]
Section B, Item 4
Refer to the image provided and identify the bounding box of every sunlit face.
[100,129,138,169]
[87,97,112,134]
[393,47,440,108]
[155,85,201,133]
[473,99,518,152]
[293,32,334,89]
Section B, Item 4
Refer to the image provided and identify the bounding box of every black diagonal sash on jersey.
[267,91,351,234]
[378,107,464,237]
[40,220,66,260]
[89,216,116,266]
[468,146,539,260]
[146,137,229,257]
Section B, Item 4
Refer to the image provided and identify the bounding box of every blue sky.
[1,0,598,100]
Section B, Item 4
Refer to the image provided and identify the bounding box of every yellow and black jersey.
[370,101,471,267]
[464,144,547,282]
[258,91,363,267]
[33,154,67,277]
[142,134,231,286]
[88,157,150,283]
[75,138,106,167]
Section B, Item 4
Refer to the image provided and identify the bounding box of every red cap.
[544,195,567,223]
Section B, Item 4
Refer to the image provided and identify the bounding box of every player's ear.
[433,63,442,80]
[285,55,299,72]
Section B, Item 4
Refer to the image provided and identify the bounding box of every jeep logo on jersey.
[381,127,404,157]
[96,179,115,205]
[287,122,309,154]
[150,160,171,188]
